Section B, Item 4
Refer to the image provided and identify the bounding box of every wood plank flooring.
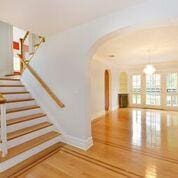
[16,108,178,178]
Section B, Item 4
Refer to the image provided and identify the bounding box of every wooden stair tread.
[0,78,20,81]
[0,143,62,177]
[7,113,47,126]
[7,105,40,114]
[5,73,20,77]
[0,131,61,162]
[7,98,35,103]
[1,92,30,95]
[7,122,53,141]
[0,85,24,87]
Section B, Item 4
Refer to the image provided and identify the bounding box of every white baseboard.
[91,105,118,121]
[0,136,61,172]
[91,110,105,120]
[63,134,93,151]
[112,105,118,111]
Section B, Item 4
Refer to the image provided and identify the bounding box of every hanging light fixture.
[143,49,156,75]
[143,64,156,75]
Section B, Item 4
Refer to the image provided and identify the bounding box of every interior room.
[1,0,178,177]
[89,24,178,177]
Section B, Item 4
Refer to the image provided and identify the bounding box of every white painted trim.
[127,69,178,111]
[5,116,48,133]
[0,136,61,172]
[6,100,37,110]
[7,125,55,149]
[63,134,93,151]
[91,105,118,121]
[6,108,42,120]
[91,110,105,120]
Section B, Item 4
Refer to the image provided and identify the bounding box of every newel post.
[0,94,7,157]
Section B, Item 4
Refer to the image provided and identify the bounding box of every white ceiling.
[0,0,143,36]
[95,25,178,66]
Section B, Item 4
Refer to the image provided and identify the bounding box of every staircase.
[0,77,62,176]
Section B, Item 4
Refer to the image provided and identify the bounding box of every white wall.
[13,26,37,56]
[0,21,13,76]
[13,26,26,43]
[22,0,178,150]
[90,59,119,120]
[111,68,120,110]
[90,60,106,119]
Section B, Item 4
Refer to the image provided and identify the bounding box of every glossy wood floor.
[17,108,178,178]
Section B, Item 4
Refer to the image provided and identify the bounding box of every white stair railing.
[0,94,7,157]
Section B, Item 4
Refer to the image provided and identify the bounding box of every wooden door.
[105,70,110,111]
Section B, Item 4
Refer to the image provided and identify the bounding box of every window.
[166,73,178,107]
[166,95,171,107]
[172,96,178,106]
[132,75,141,104]
[146,74,161,105]
[167,73,177,93]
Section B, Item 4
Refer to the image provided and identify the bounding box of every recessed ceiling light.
[108,54,115,58]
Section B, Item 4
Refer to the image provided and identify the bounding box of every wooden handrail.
[22,31,30,42]
[18,31,65,108]
[18,54,65,108]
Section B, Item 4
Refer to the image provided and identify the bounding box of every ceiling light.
[143,49,156,75]
[143,64,156,75]
[108,54,115,58]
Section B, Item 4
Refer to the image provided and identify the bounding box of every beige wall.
[119,72,128,93]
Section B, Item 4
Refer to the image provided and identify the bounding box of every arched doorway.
[105,70,110,111]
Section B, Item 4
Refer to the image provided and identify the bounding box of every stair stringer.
[21,70,93,150]
[21,71,66,140]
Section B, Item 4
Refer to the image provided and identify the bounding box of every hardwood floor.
[16,108,178,178]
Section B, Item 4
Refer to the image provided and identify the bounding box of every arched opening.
[90,24,178,113]
[89,23,178,168]
[105,69,111,111]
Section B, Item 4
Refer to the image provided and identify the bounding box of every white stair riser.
[5,116,48,133]
[0,136,61,172]
[0,87,26,93]
[4,93,31,100]
[7,125,55,149]
[6,100,36,109]
[4,76,20,79]
[6,108,42,120]
[0,80,21,85]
